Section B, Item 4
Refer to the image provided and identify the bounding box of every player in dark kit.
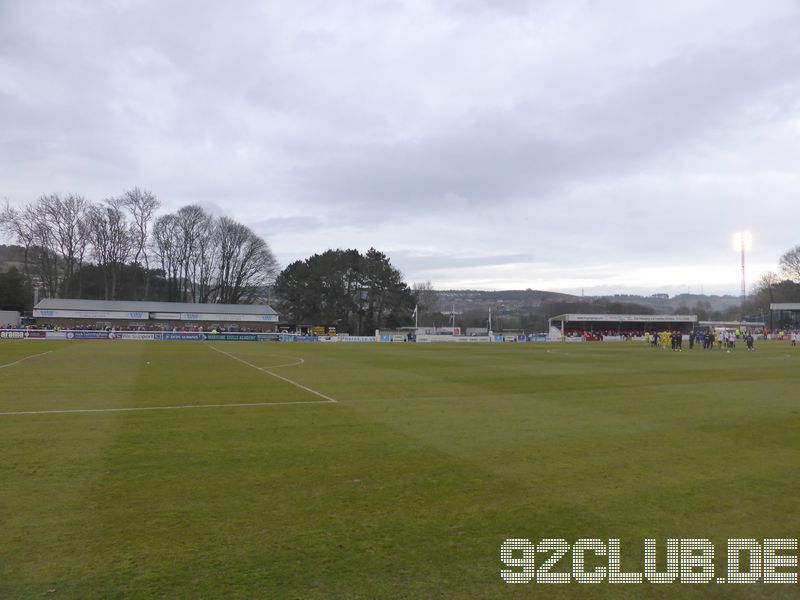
[704,330,713,350]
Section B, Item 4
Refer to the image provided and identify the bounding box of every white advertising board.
[415,335,490,343]
[116,332,159,340]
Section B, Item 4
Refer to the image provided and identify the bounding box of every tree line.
[0,189,279,305]
[0,190,419,332]
[274,248,416,335]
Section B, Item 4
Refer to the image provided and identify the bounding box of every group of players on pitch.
[646,329,756,352]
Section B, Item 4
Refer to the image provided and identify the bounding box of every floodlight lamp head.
[732,231,753,252]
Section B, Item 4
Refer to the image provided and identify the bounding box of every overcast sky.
[1,0,798,296]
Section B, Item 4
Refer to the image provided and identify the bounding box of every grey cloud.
[391,251,536,274]
[253,216,326,235]
[289,34,800,219]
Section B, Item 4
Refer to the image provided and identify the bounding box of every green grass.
[1,339,800,598]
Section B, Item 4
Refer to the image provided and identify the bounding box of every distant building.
[32,299,278,331]
[770,303,800,328]
[547,313,697,338]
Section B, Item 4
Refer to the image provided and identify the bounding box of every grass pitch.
[1,339,799,598]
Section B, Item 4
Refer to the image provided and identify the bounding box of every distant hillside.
[436,289,581,312]
[431,288,745,330]
[602,293,741,313]
[434,289,739,314]
[0,245,26,273]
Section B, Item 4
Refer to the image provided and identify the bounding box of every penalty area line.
[0,400,336,416]
[208,345,338,404]
[0,350,53,370]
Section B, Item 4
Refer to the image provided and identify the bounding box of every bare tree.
[87,199,133,300]
[0,201,35,290]
[40,193,89,297]
[152,213,182,301]
[753,271,780,300]
[122,187,160,300]
[214,217,279,304]
[779,246,800,283]
[27,199,61,298]
[3,195,90,299]
[176,205,208,302]
[186,208,217,303]
[75,216,91,297]
[3,193,279,306]
[87,205,112,299]
[149,207,277,304]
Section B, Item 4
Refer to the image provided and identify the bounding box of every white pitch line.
[0,400,336,416]
[257,356,306,369]
[208,345,338,403]
[0,350,53,370]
